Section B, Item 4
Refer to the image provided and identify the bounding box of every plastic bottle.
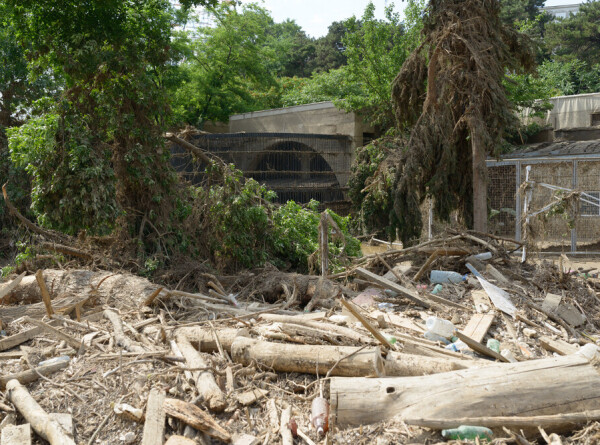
[431,284,443,295]
[430,270,467,284]
[486,339,500,353]
[426,317,455,339]
[378,302,395,312]
[383,334,397,345]
[442,425,493,440]
[38,355,70,367]
[501,349,518,363]
[576,343,600,361]
[445,340,475,357]
[384,289,399,298]
[311,397,329,435]
[424,331,450,344]
[474,252,493,260]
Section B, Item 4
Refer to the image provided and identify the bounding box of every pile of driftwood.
[2,231,600,444]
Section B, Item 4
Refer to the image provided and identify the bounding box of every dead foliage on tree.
[391,0,535,243]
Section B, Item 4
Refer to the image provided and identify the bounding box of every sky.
[241,0,583,38]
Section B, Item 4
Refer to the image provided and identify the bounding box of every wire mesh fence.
[487,156,600,253]
[169,132,354,211]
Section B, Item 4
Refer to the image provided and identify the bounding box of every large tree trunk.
[472,131,488,232]
[330,355,600,433]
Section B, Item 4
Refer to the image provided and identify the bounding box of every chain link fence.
[487,156,600,253]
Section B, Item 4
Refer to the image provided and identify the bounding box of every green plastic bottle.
[441,425,493,440]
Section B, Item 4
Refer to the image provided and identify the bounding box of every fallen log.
[330,355,600,431]
[176,327,250,353]
[230,337,468,377]
[259,314,372,344]
[0,360,70,389]
[0,269,162,309]
[175,330,226,412]
[6,379,76,445]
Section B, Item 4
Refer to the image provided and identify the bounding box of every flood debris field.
[2,232,600,444]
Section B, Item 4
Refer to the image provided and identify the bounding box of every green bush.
[7,108,119,235]
[196,163,361,272]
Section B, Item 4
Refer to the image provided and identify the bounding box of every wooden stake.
[339,298,392,349]
[35,270,54,317]
[454,331,509,362]
[355,267,434,309]
[319,212,329,276]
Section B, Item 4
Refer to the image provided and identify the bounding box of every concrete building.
[170,102,376,210]
[541,4,580,18]
[521,92,600,142]
[228,101,377,151]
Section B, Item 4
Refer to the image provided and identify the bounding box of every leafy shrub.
[195,163,361,272]
[348,136,398,238]
[7,108,119,235]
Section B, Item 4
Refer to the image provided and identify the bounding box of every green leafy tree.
[280,67,363,107]
[341,0,425,129]
[170,2,279,125]
[0,2,58,228]
[500,0,545,25]
[4,0,216,242]
[265,19,316,78]
[311,21,349,73]
[546,1,600,64]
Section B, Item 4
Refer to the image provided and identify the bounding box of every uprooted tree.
[391,0,535,241]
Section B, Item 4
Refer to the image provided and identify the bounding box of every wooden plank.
[355,268,433,309]
[0,322,59,352]
[164,436,196,445]
[454,331,509,362]
[462,313,495,343]
[542,293,562,313]
[1,424,31,445]
[471,290,490,313]
[0,272,26,301]
[485,264,510,286]
[22,317,81,351]
[539,336,578,356]
[141,388,166,445]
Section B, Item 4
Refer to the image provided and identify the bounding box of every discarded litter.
[430,270,467,284]
[442,425,493,440]
[426,316,456,339]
